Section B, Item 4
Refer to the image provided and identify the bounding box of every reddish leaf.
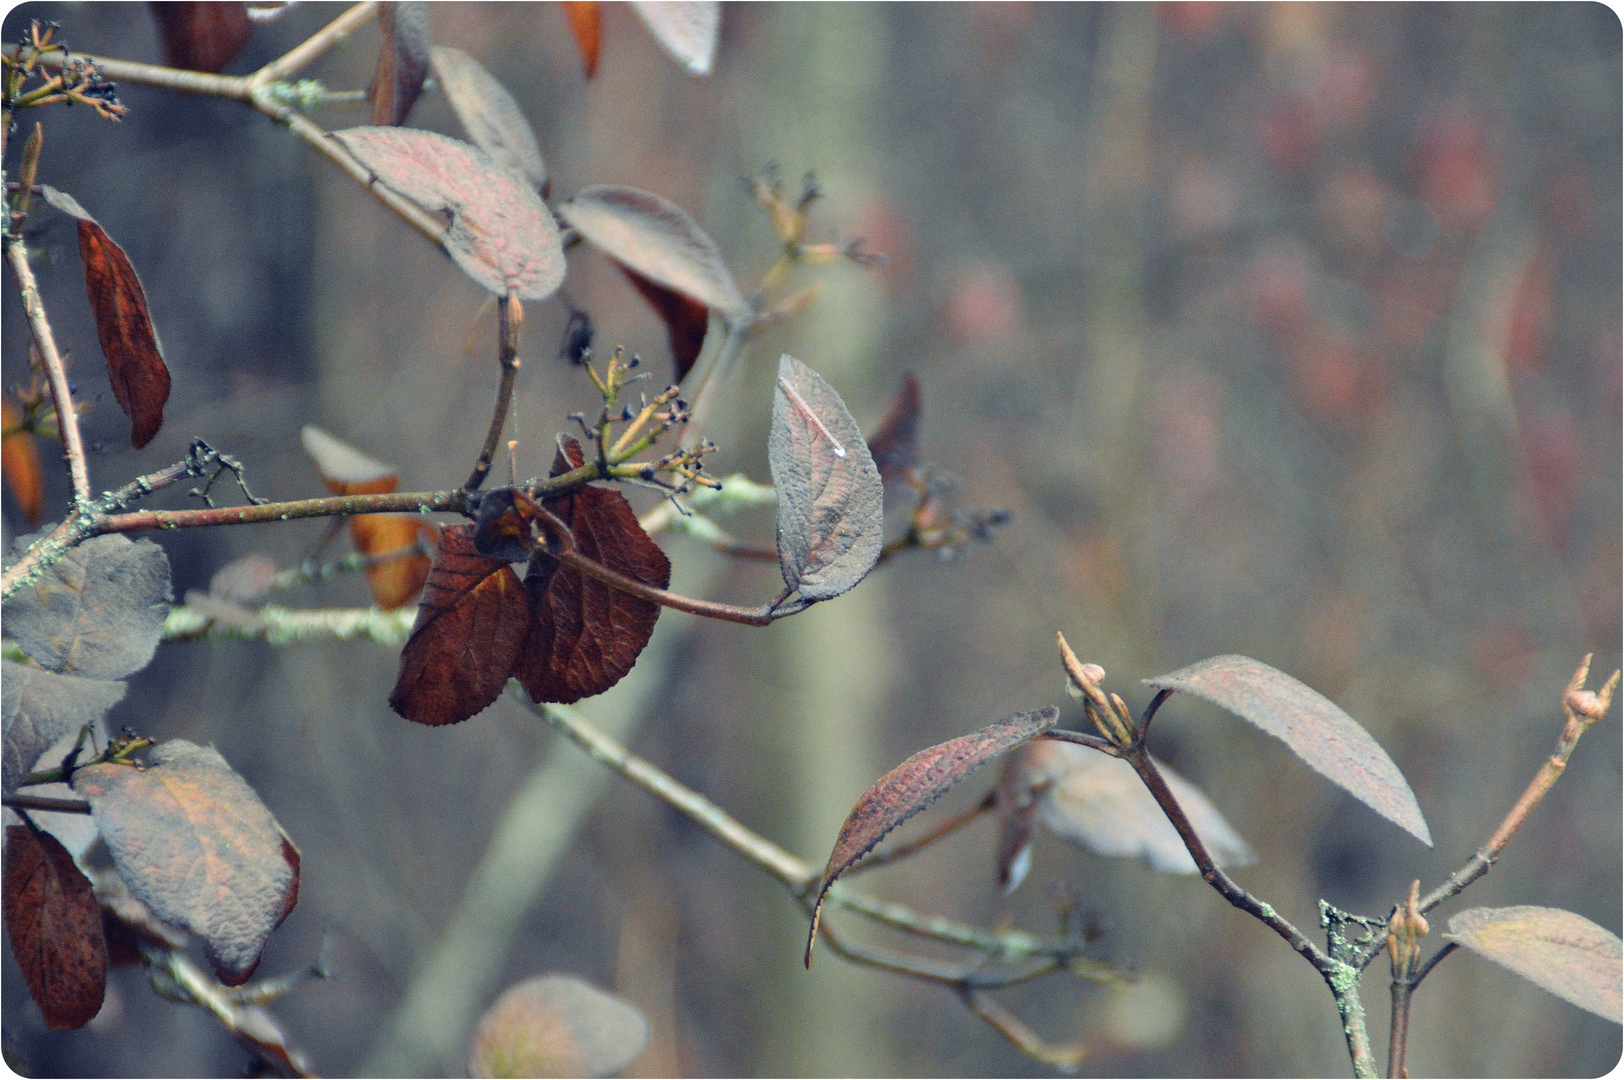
[516,441,671,705]
[39,187,170,449]
[866,371,923,489]
[72,740,297,985]
[1144,655,1432,845]
[350,514,435,610]
[274,834,301,930]
[561,1,602,79]
[619,261,710,382]
[630,0,719,76]
[149,2,253,72]
[333,127,565,301]
[389,524,530,725]
[2,398,44,525]
[3,824,107,1029]
[368,2,433,127]
[1445,906,1623,1024]
[474,488,542,563]
[805,706,1058,965]
[300,425,400,495]
[769,354,884,602]
[430,46,548,192]
[557,185,748,320]
[469,974,649,1078]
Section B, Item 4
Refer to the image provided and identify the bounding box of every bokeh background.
[2,3,1619,1076]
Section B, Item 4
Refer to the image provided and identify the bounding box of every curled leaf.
[350,514,435,610]
[561,1,602,79]
[618,261,711,382]
[300,425,399,495]
[2,660,127,797]
[72,740,297,985]
[1144,655,1432,846]
[1445,906,1623,1024]
[39,186,171,449]
[769,354,884,603]
[994,740,1254,892]
[389,524,530,725]
[469,974,650,1078]
[431,46,548,192]
[866,371,923,489]
[2,398,44,525]
[368,2,433,126]
[806,706,1058,965]
[3,824,107,1030]
[332,127,565,301]
[630,0,719,76]
[149,2,253,72]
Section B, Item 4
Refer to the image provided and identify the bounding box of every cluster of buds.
[1386,879,1429,979]
[900,469,1010,560]
[564,347,720,498]
[1560,653,1619,742]
[747,164,886,302]
[1057,632,1135,749]
[4,22,126,121]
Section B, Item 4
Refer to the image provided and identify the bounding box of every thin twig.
[250,1,378,84]
[844,791,994,876]
[96,489,470,534]
[5,238,89,503]
[464,295,521,492]
[2,794,91,814]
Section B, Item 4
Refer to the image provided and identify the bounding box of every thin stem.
[464,295,521,492]
[2,794,91,814]
[23,52,252,99]
[6,238,90,503]
[140,942,316,1077]
[95,489,469,534]
[250,1,377,84]
[844,791,994,876]
[961,989,1088,1073]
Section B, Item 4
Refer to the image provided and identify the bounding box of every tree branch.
[5,237,90,504]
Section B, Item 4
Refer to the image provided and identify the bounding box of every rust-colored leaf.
[630,0,719,76]
[1145,655,1432,846]
[994,740,1254,893]
[619,261,710,382]
[805,706,1058,966]
[39,187,170,449]
[2,398,44,525]
[299,424,400,495]
[350,514,435,610]
[333,127,565,301]
[516,441,671,705]
[561,1,602,79]
[389,524,530,724]
[71,740,295,986]
[469,974,649,1078]
[368,1,432,126]
[149,2,253,72]
[866,371,923,489]
[430,46,548,192]
[3,823,107,1030]
[474,488,542,563]
[1445,906,1623,1024]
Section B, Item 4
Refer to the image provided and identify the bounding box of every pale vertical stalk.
[6,240,90,503]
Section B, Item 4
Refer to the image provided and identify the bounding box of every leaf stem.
[251,1,378,84]
[463,295,521,492]
[5,236,90,504]
[1,793,91,814]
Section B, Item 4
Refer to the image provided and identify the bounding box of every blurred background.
[2,3,1619,1076]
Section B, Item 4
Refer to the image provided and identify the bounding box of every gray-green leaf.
[2,661,125,796]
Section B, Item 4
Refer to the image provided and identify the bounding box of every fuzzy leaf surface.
[389,524,529,724]
[72,740,296,985]
[517,441,671,705]
[630,1,719,75]
[806,706,1058,964]
[469,973,650,1078]
[558,185,747,319]
[300,425,399,495]
[368,1,432,126]
[431,46,548,191]
[866,371,923,489]
[561,1,602,78]
[40,186,171,448]
[2,661,126,797]
[1145,655,1432,845]
[1445,906,1623,1024]
[3,824,107,1029]
[618,261,711,382]
[332,127,565,301]
[2,533,171,681]
[994,740,1253,891]
[769,354,884,602]
[150,2,252,72]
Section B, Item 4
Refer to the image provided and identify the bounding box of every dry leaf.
[560,2,602,79]
[368,2,432,126]
[2,398,44,526]
[618,261,711,382]
[300,425,400,495]
[630,1,719,76]
[866,371,923,489]
[1445,906,1623,1024]
[3,823,107,1029]
[1145,655,1432,845]
[431,46,548,192]
[469,974,650,1078]
[350,514,435,609]
[39,187,171,449]
[149,2,253,72]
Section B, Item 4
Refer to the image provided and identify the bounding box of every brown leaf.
[474,488,543,563]
[805,706,1058,966]
[71,740,298,986]
[469,974,650,1078]
[517,441,671,705]
[2,398,44,525]
[561,1,602,79]
[994,740,1254,893]
[333,127,565,301]
[299,424,400,495]
[618,261,710,382]
[629,0,719,76]
[1144,655,1432,846]
[389,524,530,724]
[3,824,107,1030]
[1445,906,1623,1024]
[349,514,435,610]
[149,2,253,72]
[368,2,433,126]
[39,187,170,449]
[430,46,548,192]
[866,371,923,489]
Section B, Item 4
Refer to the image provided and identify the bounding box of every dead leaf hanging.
[3,823,107,1030]
[560,1,602,79]
[367,2,433,126]
[430,46,548,192]
[866,371,923,489]
[1,398,44,525]
[619,262,711,382]
[149,2,253,73]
